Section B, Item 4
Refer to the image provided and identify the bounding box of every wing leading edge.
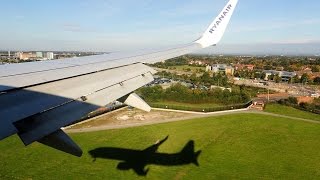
[0,0,238,156]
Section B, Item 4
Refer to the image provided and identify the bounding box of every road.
[234,79,320,97]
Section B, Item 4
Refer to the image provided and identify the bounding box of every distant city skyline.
[1,0,320,55]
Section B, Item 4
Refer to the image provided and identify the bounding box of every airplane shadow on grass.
[88,136,201,176]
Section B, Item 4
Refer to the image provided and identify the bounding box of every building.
[234,64,255,71]
[279,71,297,81]
[263,70,296,81]
[16,52,36,60]
[297,96,314,104]
[36,52,43,58]
[46,52,54,60]
[0,51,11,59]
[206,64,234,75]
[189,60,204,65]
[251,100,265,111]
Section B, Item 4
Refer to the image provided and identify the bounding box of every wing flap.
[16,71,154,145]
[119,93,151,112]
[1,63,156,124]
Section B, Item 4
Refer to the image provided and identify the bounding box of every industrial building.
[14,51,54,60]
[263,70,296,81]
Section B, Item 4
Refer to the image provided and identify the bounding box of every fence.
[149,101,252,113]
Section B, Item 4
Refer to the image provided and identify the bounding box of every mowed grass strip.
[0,113,320,179]
[265,103,320,121]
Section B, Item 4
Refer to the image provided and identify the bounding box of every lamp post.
[267,87,270,102]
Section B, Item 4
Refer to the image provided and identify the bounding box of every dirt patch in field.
[69,108,195,130]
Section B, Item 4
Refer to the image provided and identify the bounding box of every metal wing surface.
[0,0,238,156]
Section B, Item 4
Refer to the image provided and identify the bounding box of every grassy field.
[265,103,320,121]
[1,113,320,179]
[169,65,205,72]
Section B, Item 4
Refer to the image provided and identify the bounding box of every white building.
[36,52,43,58]
[46,52,54,60]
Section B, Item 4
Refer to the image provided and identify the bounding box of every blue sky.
[1,0,320,54]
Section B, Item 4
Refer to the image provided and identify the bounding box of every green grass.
[169,65,205,72]
[265,103,320,121]
[1,113,320,179]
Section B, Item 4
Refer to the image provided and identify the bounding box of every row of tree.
[277,97,320,114]
[137,84,251,105]
[156,71,229,87]
[151,55,320,72]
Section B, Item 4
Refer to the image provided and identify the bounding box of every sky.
[1,0,320,55]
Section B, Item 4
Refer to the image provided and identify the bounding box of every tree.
[254,72,261,79]
[189,73,198,83]
[292,75,300,83]
[288,97,298,105]
[268,74,274,81]
[288,77,294,84]
[234,71,240,77]
[274,74,281,83]
[314,77,320,84]
[300,73,309,84]
[264,65,272,70]
[260,72,266,80]
[250,72,255,79]
[138,85,164,101]
[311,65,320,72]
[200,72,211,84]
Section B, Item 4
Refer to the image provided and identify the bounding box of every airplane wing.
[0,0,238,156]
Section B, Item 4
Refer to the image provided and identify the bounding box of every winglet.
[195,0,238,48]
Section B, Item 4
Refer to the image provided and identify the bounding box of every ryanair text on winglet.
[209,4,232,33]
